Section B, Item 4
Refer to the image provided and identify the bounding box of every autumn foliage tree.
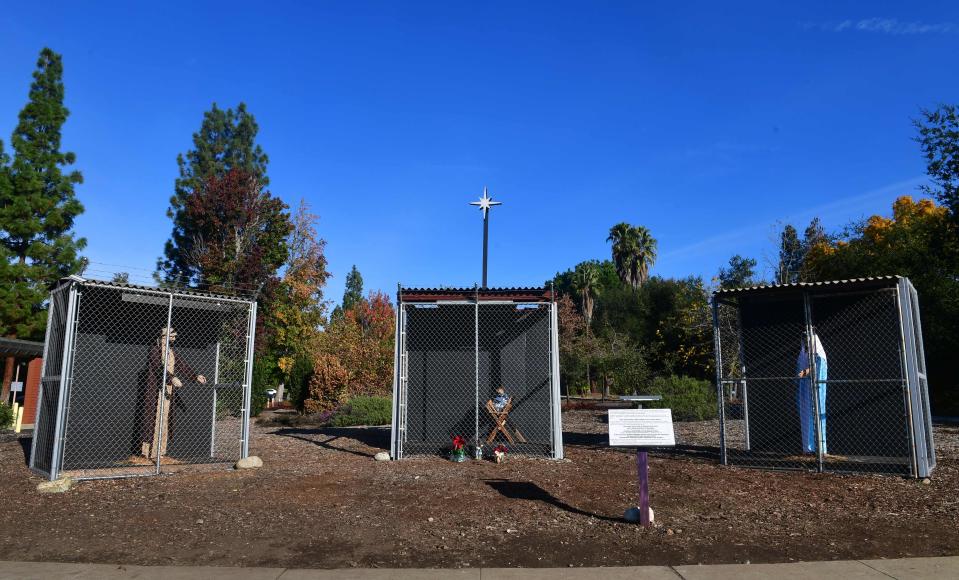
[182,168,291,293]
[269,200,329,406]
[802,195,959,413]
[304,291,395,413]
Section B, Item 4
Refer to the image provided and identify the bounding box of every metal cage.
[712,276,935,478]
[30,277,257,480]
[391,286,564,460]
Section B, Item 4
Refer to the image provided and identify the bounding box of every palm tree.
[607,223,657,289]
[633,225,657,286]
[607,222,638,287]
[573,263,599,329]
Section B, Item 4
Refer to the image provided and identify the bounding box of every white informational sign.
[608,408,676,447]
[9,381,23,393]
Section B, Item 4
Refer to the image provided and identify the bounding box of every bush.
[645,375,717,421]
[0,402,13,430]
[329,396,392,427]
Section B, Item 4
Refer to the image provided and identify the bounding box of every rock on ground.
[374,452,390,461]
[235,456,263,469]
[37,477,74,494]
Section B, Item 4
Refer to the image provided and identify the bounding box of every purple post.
[637,449,650,527]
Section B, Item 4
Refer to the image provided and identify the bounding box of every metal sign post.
[609,408,676,528]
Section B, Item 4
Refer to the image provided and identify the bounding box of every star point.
[469,187,502,218]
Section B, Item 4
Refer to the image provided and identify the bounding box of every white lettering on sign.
[608,408,676,447]
[9,381,23,393]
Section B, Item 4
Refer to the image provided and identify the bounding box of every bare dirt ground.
[1,410,957,569]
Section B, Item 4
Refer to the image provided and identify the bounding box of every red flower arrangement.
[494,444,508,463]
[450,435,468,462]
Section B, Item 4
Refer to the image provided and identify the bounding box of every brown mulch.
[0,410,957,568]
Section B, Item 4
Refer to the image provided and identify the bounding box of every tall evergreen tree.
[915,104,959,221]
[777,224,803,284]
[717,255,757,289]
[0,47,85,340]
[343,265,364,311]
[158,103,268,285]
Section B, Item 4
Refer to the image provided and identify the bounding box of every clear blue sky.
[2,2,957,303]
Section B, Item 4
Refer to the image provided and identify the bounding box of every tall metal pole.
[470,187,500,289]
[482,212,489,289]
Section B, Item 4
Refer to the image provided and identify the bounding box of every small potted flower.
[450,435,468,462]
[493,444,508,464]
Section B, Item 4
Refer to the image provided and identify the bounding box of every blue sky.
[2,2,957,303]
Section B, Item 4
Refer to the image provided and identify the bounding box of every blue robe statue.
[797,334,828,454]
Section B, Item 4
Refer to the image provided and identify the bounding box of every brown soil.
[1,410,957,568]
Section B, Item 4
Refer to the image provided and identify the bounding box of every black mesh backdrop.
[403,304,477,456]
[399,302,555,458]
[716,282,920,476]
[37,282,254,479]
[478,304,552,456]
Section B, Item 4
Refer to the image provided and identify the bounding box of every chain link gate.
[391,287,563,460]
[30,278,257,480]
[713,276,935,478]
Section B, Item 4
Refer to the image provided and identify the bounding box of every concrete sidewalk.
[1,557,957,579]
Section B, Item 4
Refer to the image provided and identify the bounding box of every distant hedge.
[645,375,717,421]
[329,396,392,427]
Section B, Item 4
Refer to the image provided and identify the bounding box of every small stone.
[37,477,74,494]
[624,506,654,523]
[374,452,390,461]
[506,528,518,534]
[675,528,683,534]
[196,519,204,525]
[428,517,434,522]
[922,478,931,485]
[235,456,263,469]
[666,528,675,536]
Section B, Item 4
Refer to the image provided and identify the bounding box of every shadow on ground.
[272,426,390,458]
[561,430,720,462]
[484,479,622,523]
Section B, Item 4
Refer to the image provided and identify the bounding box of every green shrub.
[329,396,392,427]
[0,402,13,430]
[645,375,717,421]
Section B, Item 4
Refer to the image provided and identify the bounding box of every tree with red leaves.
[181,168,290,294]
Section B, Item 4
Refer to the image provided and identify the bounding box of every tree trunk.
[1,356,14,404]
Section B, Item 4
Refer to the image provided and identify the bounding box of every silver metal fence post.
[29,286,60,471]
[210,341,221,458]
[711,296,727,466]
[474,285,481,459]
[49,282,80,481]
[56,289,83,477]
[240,301,257,459]
[155,291,175,475]
[894,284,918,476]
[549,298,564,459]
[390,286,403,459]
[802,291,824,473]
[908,281,936,474]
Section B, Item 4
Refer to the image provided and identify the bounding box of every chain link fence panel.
[33,279,256,480]
[393,299,562,460]
[713,278,935,477]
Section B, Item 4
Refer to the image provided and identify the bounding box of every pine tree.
[158,103,269,285]
[0,47,85,340]
[342,265,364,311]
[777,225,803,284]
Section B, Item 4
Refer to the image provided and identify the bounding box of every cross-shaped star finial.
[469,186,502,219]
